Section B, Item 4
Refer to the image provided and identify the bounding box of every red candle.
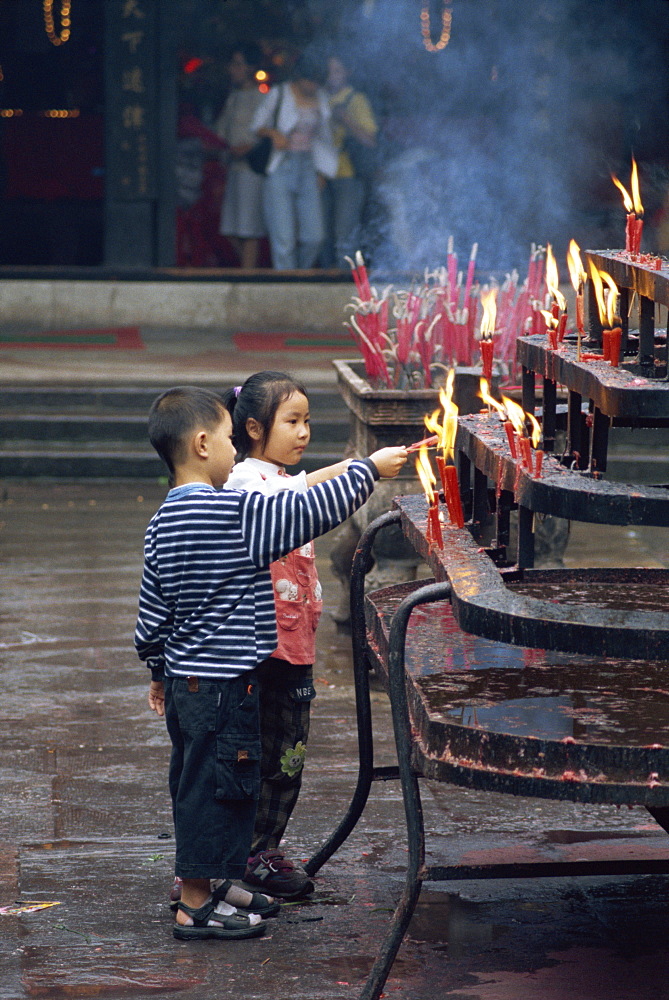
[534,449,544,478]
[557,313,567,343]
[634,217,644,255]
[504,421,517,457]
[626,213,635,253]
[436,454,448,496]
[480,338,494,381]
[428,497,443,546]
[548,325,558,351]
[609,326,622,367]
[520,436,533,474]
[602,329,611,362]
[445,464,465,528]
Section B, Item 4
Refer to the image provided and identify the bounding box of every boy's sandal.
[212,879,281,918]
[173,898,266,940]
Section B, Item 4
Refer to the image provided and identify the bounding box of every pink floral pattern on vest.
[270,541,322,664]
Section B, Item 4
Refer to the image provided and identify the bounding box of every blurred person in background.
[251,54,337,270]
[320,54,378,269]
[215,43,267,268]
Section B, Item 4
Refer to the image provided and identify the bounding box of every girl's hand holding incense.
[369,446,408,479]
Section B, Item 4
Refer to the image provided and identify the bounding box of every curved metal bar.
[360,579,452,1000]
[305,510,402,877]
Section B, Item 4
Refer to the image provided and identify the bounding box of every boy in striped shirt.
[134,386,406,940]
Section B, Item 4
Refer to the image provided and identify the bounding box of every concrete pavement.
[2,319,669,998]
[1,480,669,1000]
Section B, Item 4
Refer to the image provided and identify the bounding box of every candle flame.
[479,285,498,339]
[600,271,619,327]
[631,158,643,216]
[415,444,436,502]
[478,377,505,417]
[588,260,618,327]
[545,244,567,312]
[540,309,558,330]
[501,395,526,436]
[567,239,586,293]
[439,368,459,461]
[527,412,542,448]
[424,368,458,460]
[612,158,644,216]
[611,173,634,213]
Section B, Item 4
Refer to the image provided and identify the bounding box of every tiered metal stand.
[305,251,669,1000]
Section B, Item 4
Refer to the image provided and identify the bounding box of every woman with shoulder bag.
[251,54,337,270]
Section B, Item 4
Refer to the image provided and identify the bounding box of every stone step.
[0,381,350,477]
[0,411,350,444]
[0,441,345,479]
[0,382,347,416]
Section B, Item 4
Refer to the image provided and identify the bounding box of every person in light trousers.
[251,55,338,270]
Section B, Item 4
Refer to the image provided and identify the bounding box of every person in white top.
[251,54,338,269]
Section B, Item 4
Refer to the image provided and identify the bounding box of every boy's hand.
[369,446,408,479]
[148,680,165,717]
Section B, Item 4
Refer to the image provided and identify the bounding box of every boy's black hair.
[148,386,228,476]
[223,371,309,460]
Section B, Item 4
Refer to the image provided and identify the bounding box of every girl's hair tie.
[233,385,242,397]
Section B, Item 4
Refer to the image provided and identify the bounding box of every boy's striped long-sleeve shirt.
[135,458,377,680]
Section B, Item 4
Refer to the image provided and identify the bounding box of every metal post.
[360,580,451,1000]
[639,295,655,370]
[522,366,536,416]
[471,466,489,541]
[306,510,401,877]
[586,276,603,347]
[619,286,629,356]
[567,389,582,465]
[458,451,472,523]
[542,377,557,452]
[517,505,535,569]
[590,407,610,475]
[496,488,513,550]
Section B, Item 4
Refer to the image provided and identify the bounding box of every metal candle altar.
[306,250,669,1000]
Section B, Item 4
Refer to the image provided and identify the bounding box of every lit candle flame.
[611,173,634,213]
[631,158,643,216]
[540,309,558,330]
[600,271,619,327]
[501,395,526,436]
[424,368,458,461]
[588,260,619,328]
[545,244,566,312]
[415,444,437,502]
[479,285,498,339]
[612,158,644,217]
[527,411,542,449]
[567,239,586,293]
[478,377,505,417]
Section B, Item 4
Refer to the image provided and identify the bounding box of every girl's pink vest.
[270,541,322,665]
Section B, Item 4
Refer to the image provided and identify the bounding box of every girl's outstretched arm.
[305,459,351,487]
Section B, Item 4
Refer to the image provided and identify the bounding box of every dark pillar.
[104,0,177,267]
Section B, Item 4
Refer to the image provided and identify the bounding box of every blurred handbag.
[246,85,284,175]
[246,136,273,175]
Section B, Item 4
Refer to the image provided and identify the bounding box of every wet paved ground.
[2,480,669,1000]
[2,323,669,998]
